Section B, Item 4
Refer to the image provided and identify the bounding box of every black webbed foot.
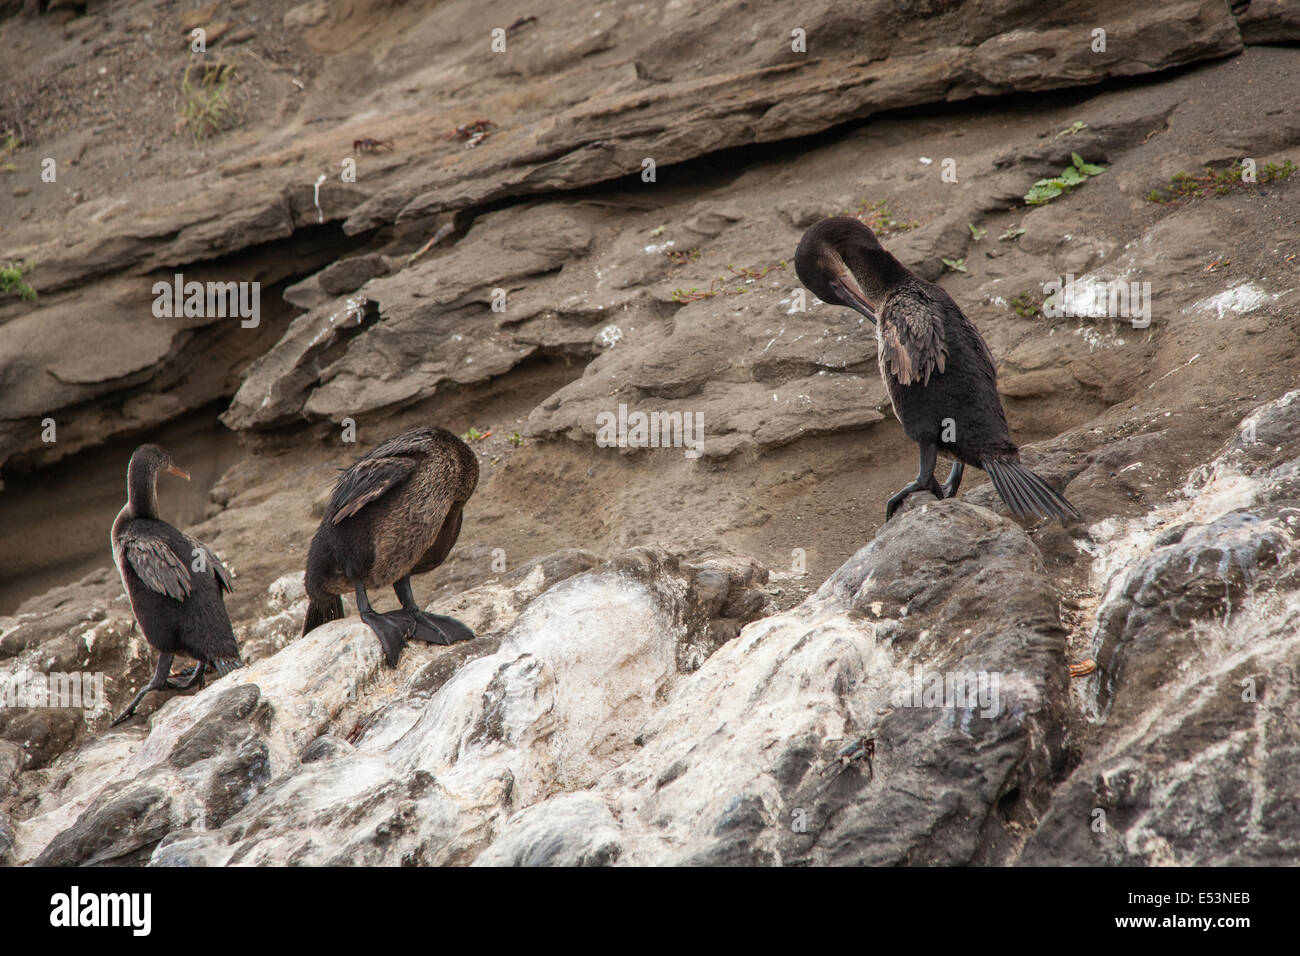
[166,663,207,690]
[362,611,412,667]
[111,652,175,727]
[355,585,412,666]
[885,442,943,521]
[407,611,475,646]
[884,476,943,520]
[391,575,475,647]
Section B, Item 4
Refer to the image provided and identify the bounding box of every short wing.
[186,535,234,594]
[120,525,192,601]
[878,287,949,387]
[326,455,418,524]
[325,427,449,524]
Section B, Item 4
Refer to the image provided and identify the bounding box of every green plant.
[671,261,786,302]
[0,128,19,172]
[672,277,744,302]
[666,248,700,266]
[1009,291,1041,318]
[727,260,786,280]
[462,427,488,442]
[1024,152,1105,205]
[843,198,920,236]
[1145,159,1295,204]
[998,227,1026,241]
[508,432,523,447]
[0,261,36,301]
[941,257,967,273]
[176,60,237,141]
[1055,121,1088,138]
[968,223,987,241]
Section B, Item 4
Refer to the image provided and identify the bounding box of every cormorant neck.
[847,247,910,305]
[127,465,160,518]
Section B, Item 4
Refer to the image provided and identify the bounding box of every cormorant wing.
[185,535,234,593]
[325,454,420,524]
[119,524,192,601]
[878,287,949,387]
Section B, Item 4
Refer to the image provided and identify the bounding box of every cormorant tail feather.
[983,458,1081,522]
[302,593,345,636]
[212,659,243,678]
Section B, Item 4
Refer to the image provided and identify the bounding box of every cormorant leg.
[356,584,411,667]
[393,576,476,647]
[111,652,175,727]
[166,662,207,690]
[941,461,965,499]
[885,442,943,521]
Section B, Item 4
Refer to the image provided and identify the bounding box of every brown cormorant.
[795,217,1080,522]
[110,444,242,726]
[302,425,479,665]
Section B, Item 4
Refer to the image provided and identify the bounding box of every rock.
[471,793,623,866]
[1021,393,1300,865]
[0,0,1255,475]
[0,741,21,799]
[0,809,12,865]
[179,6,217,33]
[202,20,229,44]
[9,503,1075,866]
[283,1,328,30]
[1234,0,1300,44]
[4,0,1300,871]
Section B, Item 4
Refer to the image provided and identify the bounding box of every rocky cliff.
[1,0,1298,866]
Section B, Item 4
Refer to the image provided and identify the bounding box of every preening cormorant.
[110,444,242,726]
[795,216,1080,522]
[302,425,479,665]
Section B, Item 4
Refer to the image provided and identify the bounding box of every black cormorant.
[110,444,242,726]
[795,216,1080,522]
[302,426,479,665]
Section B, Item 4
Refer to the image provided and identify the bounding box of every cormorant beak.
[830,270,877,324]
[165,464,191,481]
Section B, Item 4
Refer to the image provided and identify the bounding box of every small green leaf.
[1071,152,1085,169]
[1078,163,1105,176]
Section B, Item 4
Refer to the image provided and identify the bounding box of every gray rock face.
[1021,391,1300,865]
[4,0,1300,870]
[9,393,1300,866]
[10,506,1070,866]
[0,0,1257,474]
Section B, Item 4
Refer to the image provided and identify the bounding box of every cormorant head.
[128,444,190,486]
[795,216,898,323]
[125,444,189,515]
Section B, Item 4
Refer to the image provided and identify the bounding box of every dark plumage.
[795,217,1080,522]
[110,444,241,726]
[302,425,479,665]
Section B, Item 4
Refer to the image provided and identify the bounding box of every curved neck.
[848,247,909,305]
[127,465,160,518]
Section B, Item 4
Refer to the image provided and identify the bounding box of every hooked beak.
[165,464,191,481]
[830,271,877,324]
